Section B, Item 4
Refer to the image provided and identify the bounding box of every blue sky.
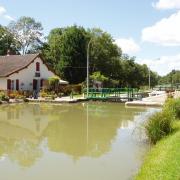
[0,0,180,75]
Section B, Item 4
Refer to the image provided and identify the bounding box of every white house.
[0,53,59,91]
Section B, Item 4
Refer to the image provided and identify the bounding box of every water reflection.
[0,103,148,168]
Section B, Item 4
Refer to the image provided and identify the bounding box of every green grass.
[145,110,174,144]
[164,98,180,119]
[136,121,180,180]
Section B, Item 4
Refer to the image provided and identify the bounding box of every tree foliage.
[90,71,108,82]
[159,70,180,84]
[42,25,159,87]
[42,28,64,68]
[119,56,159,87]
[88,28,122,77]
[58,26,88,84]
[0,25,19,55]
[8,16,43,54]
[43,25,88,84]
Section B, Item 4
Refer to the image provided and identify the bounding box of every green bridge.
[83,88,141,101]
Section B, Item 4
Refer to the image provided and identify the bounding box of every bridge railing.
[83,88,139,99]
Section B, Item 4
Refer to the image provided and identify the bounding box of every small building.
[0,53,58,91]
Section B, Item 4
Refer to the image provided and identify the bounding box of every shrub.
[90,71,108,82]
[39,91,49,98]
[59,86,71,96]
[51,94,58,100]
[48,76,60,92]
[145,110,174,144]
[23,91,33,98]
[8,91,25,99]
[164,98,180,119]
[60,84,82,96]
[0,92,9,101]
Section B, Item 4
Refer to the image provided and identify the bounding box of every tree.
[159,70,180,84]
[59,26,88,83]
[8,16,43,54]
[42,25,88,84]
[119,55,159,88]
[42,28,64,69]
[90,71,108,82]
[88,28,122,77]
[0,25,19,55]
[150,71,159,87]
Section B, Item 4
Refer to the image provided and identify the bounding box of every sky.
[0,0,180,76]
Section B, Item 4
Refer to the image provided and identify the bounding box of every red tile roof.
[0,54,39,77]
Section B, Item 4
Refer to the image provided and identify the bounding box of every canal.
[0,102,157,180]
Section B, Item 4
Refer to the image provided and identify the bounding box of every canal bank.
[135,98,180,180]
[136,121,180,180]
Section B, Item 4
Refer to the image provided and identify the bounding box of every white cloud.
[142,11,180,46]
[0,6,6,15]
[115,38,140,54]
[153,0,180,10]
[0,5,14,21]
[137,54,180,76]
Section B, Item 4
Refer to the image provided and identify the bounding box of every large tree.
[42,28,64,69]
[42,25,88,83]
[0,25,19,55]
[58,26,88,83]
[8,16,43,54]
[119,55,159,88]
[88,28,122,77]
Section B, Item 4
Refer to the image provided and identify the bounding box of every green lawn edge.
[135,121,180,180]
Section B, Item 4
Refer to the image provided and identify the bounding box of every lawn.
[136,121,180,180]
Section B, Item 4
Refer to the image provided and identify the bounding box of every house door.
[33,79,38,91]
[33,79,41,91]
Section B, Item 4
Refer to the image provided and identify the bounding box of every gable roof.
[0,54,52,77]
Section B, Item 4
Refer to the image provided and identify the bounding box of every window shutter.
[16,79,19,91]
[7,79,11,90]
[40,79,43,87]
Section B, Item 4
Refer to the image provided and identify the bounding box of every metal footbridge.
[83,88,141,102]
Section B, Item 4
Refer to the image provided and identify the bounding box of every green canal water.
[0,102,157,180]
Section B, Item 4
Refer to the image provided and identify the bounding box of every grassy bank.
[136,121,180,180]
[136,98,180,180]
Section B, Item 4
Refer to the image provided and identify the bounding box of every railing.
[83,88,140,100]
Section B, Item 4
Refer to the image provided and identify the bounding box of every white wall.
[0,57,55,91]
[0,78,7,90]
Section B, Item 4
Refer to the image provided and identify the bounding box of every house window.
[36,62,40,71]
[16,79,19,91]
[35,72,41,77]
